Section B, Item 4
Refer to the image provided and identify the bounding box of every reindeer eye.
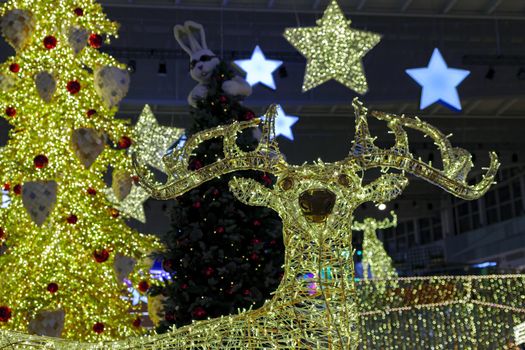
[279,177,294,191]
[338,174,350,187]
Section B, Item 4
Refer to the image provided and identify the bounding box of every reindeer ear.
[174,24,193,56]
[184,21,208,51]
[229,178,274,209]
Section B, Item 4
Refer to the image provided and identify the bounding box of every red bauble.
[132,318,141,328]
[252,219,262,227]
[93,322,104,334]
[203,267,214,277]
[5,107,16,117]
[43,36,57,49]
[117,136,132,149]
[189,159,203,170]
[212,188,220,197]
[261,173,272,186]
[47,282,59,293]
[215,226,225,234]
[192,201,201,209]
[243,111,256,121]
[132,175,140,184]
[251,238,261,245]
[243,289,251,296]
[67,80,81,94]
[138,281,149,293]
[88,34,103,48]
[93,249,109,263]
[180,283,188,290]
[13,184,22,195]
[86,109,97,117]
[192,307,207,319]
[3,183,10,191]
[162,259,175,271]
[66,214,78,224]
[249,252,259,261]
[9,63,20,73]
[164,312,175,322]
[270,239,277,246]
[74,7,84,16]
[0,306,12,322]
[109,208,119,218]
[33,155,48,169]
[219,95,228,103]
[87,187,97,195]
[0,227,5,240]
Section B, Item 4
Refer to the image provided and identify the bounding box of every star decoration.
[406,48,470,111]
[264,105,299,141]
[104,185,149,223]
[133,105,184,172]
[283,0,381,94]
[234,45,283,90]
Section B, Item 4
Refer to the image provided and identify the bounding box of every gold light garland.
[283,0,381,94]
[0,0,161,341]
[352,212,398,281]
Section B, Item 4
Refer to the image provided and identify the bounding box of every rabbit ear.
[174,24,193,56]
[184,21,208,51]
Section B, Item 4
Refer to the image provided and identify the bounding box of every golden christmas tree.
[0,0,160,341]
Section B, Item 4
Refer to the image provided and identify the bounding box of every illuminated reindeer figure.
[352,212,398,281]
[133,99,498,349]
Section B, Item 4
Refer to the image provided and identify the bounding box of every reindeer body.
[133,100,499,349]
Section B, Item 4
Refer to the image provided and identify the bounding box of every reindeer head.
[134,99,499,235]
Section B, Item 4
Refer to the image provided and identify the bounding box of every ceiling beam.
[496,98,518,115]
[400,0,413,12]
[485,0,503,14]
[357,0,367,11]
[85,1,525,21]
[442,0,459,14]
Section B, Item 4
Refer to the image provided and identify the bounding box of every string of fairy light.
[0,0,161,341]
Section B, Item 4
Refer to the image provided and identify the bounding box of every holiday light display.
[0,0,160,341]
[284,0,381,94]
[352,212,398,281]
[0,99,521,348]
[406,48,470,111]
[234,45,283,90]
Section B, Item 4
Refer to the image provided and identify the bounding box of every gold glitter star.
[133,105,184,172]
[283,0,381,94]
[104,184,149,223]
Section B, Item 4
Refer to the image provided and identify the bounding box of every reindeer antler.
[133,107,286,200]
[349,98,499,200]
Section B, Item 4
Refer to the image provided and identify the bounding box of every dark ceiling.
[1,0,524,229]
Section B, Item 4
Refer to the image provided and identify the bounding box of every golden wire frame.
[2,99,516,349]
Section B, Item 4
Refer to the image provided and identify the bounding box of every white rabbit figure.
[174,21,252,107]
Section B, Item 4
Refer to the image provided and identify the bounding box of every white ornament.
[70,128,106,169]
[67,26,88,55]
[234,45,283,90]
[28,309,65,337]
[22,181,57,227]
[0,9,35,51]
[94,66,130,109]
[34,71,56,103]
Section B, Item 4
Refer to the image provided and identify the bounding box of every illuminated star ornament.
[406,48,470,111]
[271,105,299,141]
[234,45,283,90]
[104,185,149,223]
[133,105,184,172]
[283,0,381,94]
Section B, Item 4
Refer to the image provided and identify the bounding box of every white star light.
[274,105,299,141]
[406,48,470,111]
[234,46,283,90]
